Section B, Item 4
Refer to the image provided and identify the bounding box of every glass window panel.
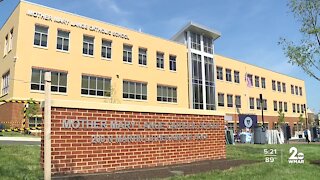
[97,78,103,90]
[60,73,67,86]
[31,69,40,83]
[51,72,59,85]
[82,76,88,88]
[89,77,96,89]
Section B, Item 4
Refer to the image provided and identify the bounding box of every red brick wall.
[41,107,226,175]
[0,102,24,128]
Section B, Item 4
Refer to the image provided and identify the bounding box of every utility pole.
[260,94,264,128]
[44,72,51,180]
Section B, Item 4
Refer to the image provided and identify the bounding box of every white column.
[187,31,193,109]
[44,72,51,180]
[200,34,207,110]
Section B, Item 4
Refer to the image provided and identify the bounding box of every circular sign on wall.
[244,116,253,128]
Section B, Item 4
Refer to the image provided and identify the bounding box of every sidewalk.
[0,136,40,145]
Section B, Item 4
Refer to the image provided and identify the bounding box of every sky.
[0,0,319,113]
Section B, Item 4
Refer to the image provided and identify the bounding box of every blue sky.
[0,0,319,113]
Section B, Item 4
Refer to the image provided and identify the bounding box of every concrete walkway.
[0,136,40,145]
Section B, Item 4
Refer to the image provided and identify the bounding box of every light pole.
[260,94,264,128]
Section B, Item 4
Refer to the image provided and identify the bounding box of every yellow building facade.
[0,1,307,131]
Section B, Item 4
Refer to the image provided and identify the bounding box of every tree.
[25,98,39,120]
[278,109,285,128]
[279,0,320,81]
[298,114,304,130]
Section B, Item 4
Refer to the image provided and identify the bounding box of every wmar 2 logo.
[288,147,304,164]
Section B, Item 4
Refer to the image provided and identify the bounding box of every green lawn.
[0,145,42,180]
[171,144,320,180]
[0,144,319,180]
[0,131,39,137]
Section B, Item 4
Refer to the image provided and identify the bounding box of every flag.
[245,73,253,87]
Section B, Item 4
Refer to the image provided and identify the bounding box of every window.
[227,94,233,107]
[81,75,111,97]
[255,76,260,87]
[123,81,147,100]
[28,117,42,128]
[101,39,112,59]
[277,81,281,92]
[297,104,300,113]
[301,104,304,113]
[138,48,147,65]
[279,101,283,111]
[282,83,286,93]
[247,74,253,87]
[192,53,203,109]
[156,52,164,69]
[83,35,94,55]
[57,30,69,51]
[256,98,261,110]
[203,36,213,54]
[217,67,223,80]
[34,25,48,47]
[169,55,176,71]
[3,35,8,56]
[261,77,266,88]
[157,85,177,103]
[249,97,254,109]
[272,80,276,91]
[191,32,201,50]
[218,93,224,107]
[284,102,288,112]
[292,103,296,113]
[295,86,298,95]
[9,28,13,52]
[204,56,215,110]
[273,101,278,111]
[263,99,267,110]
[31,69,67,93]
[235,95,241,108]
[234,71,240,83]
[2,71,9,95]
[123,45,132,63]
[226,69,232,82]
[299,87,302,96]
[291,85,294,94]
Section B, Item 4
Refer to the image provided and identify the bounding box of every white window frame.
[138,48,147,66]
[2,71,10,96]
[101,39,112,59]
[123,45,132,63]
[169,55,176,71]
[83,35,94,56]
[34,25,48,48]
[156,52,164,69]
[57,29,70,52]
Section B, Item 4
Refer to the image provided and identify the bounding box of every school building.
[0,1,307,132]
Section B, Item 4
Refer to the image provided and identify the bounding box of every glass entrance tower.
[171,22,221,110]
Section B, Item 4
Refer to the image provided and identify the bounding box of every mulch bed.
[53,159,259,180]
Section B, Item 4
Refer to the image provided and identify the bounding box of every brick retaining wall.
[41,107,226,175]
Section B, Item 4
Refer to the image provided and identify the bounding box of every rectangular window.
[57,30,69,51]
[226,69,232,82]
[299,87,302,96]
[273,101,278,111]
[235,95,241,108]
[277,81,281,92]
[227,94,233,107]
[272,80,276,91]
[203,36,213,54]
[192,53,203,109]
[295,86,298,95]
[81,75,111,97]
[256,98,261,110]
[123,44,132,63]
[218,93,224,107]
[284,102,288,112]
[263,99,267,110]
[204,56,215,110]
[157,85,177,103]
[1,71,10,95]
[123,81,147,100]
[279,101,283,111]
[297,104,300,113]
[9,28,13,52]
[282,83,286,93]
[301,104,304,113]
[247,74,253,86]
[83,35,94,55]
[255,76,260,87]
[190,32,201,50]
[217,67,223,80]
[34,25,48,47]
[292,103,296,113]
[138,48,147,65]
[156,52,164,69]
[169,55,176,71]
[4,34,8,56]
[31,69,67,93]
[291,85,294,94]
[28,117,42,128]
[249,97,254,109]
[261,77,266,89]
[234,71,240,83]
[101,39,112,59]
